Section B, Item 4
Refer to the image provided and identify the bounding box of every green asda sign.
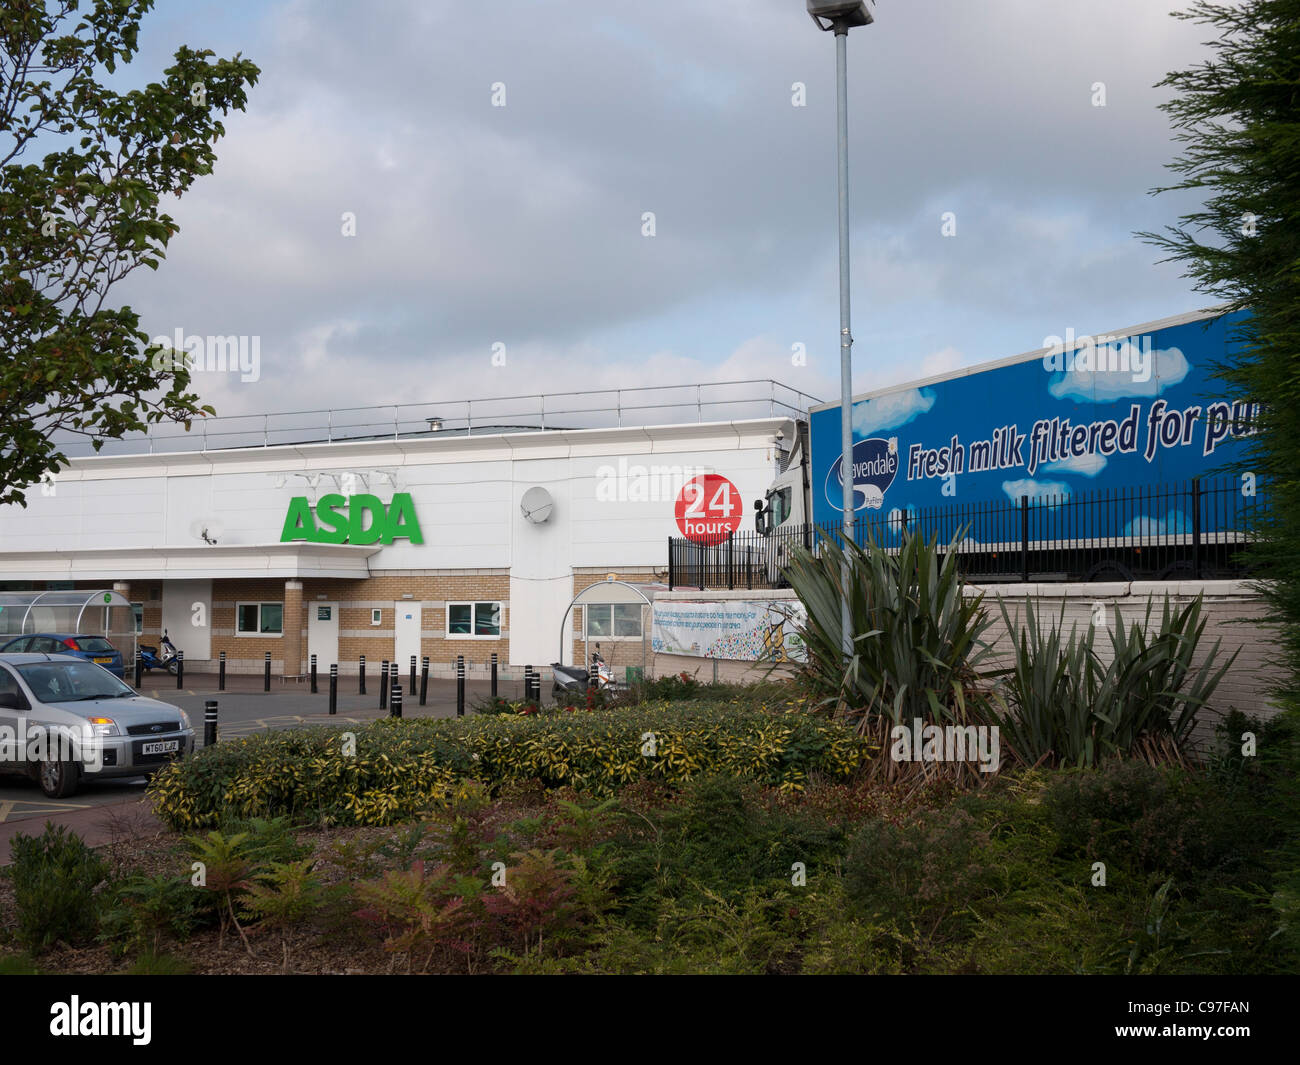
[280,493,423,545]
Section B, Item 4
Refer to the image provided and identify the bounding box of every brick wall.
[209,572,513,675]
[651,582,1287,724]
[974,581,1286,734]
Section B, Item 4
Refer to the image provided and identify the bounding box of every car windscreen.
[74,637,117,654]
[16,660,134,702]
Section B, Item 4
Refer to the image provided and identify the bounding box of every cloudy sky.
[108,0,1219,435]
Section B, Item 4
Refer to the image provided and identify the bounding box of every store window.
[236,602,283,635]
[585,603,643,639]
[447,601,502,637]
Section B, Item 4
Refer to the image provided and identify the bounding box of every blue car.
[0,634,126,679]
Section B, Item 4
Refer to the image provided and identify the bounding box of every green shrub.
[0,952,42,974]
[148,703,871,829]
[634,673,779,705]
[1044,760,1275,888]
[471,695,535,716]
[844,806,995,941]
[123,953,193,976]
[4,823,108,953]
[607,775,844,931]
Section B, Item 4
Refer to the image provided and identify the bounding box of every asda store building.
[0,389,799,680]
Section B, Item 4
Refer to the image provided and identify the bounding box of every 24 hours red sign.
[675,474,742,545]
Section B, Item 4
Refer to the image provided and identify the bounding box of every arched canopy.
[557,578,656,668]
[0,589,137,660]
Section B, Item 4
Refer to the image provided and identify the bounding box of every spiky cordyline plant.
[783,529,1001,785]
[988,594,1239,768]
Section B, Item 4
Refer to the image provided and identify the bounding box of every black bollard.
[420,656,429,706]
[175,650,184,690]
[379,660,389,710]
[134,651,143,689]
[203,700,218,747]
[218,650,226,691]
[263,650,271,692]
[390,682,403,719]
[456,655,465,717]
[359,654,366,695]
[409,655,417,698]
[328,663,338,715]
[490,652,498,698]
[310,654,318,694]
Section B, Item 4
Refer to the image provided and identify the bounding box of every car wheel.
[38,758,79,799]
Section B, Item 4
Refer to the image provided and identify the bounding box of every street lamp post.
[808,1,874,665]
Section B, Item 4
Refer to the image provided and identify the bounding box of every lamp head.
[807,1,874,31]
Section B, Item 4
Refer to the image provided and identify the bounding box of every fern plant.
[354,861,483,973]
[99,874,198,958]
[241,859,326,972]
[184,830,255,955]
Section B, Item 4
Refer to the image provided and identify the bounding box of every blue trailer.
[753,306,1263,582]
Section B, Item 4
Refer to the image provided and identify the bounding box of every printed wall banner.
[810,310,1258,535]
[652,599,806,662]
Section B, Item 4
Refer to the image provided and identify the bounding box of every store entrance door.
[394,602,421,679]
[308,602,339,669]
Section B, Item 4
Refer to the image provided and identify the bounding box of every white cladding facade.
[0,418,792,672]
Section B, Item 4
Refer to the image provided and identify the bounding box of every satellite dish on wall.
[188,518,225,545]
[520,487,554,525]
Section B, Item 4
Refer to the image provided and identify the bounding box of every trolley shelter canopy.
[559,579,661,673]
[0,589,138,660]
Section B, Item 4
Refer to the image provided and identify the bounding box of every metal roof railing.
[54,379,822,457]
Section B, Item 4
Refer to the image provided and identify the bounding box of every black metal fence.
[668,475,1266,590]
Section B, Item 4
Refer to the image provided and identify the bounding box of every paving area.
[0,671,535,860]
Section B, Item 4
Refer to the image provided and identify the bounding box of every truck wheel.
[37,758,79,799]
[1085,560,1133,582]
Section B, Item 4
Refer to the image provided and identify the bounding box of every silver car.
[0,653,195,798]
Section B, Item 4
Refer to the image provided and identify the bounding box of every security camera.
[807,1,874,30]
[775,429,785,441]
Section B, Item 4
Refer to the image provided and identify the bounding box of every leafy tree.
[1143,0,1300,708]
[0,0,259,505]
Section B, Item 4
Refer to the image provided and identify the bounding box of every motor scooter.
[138,630,180,674]
[551,645,616,696]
